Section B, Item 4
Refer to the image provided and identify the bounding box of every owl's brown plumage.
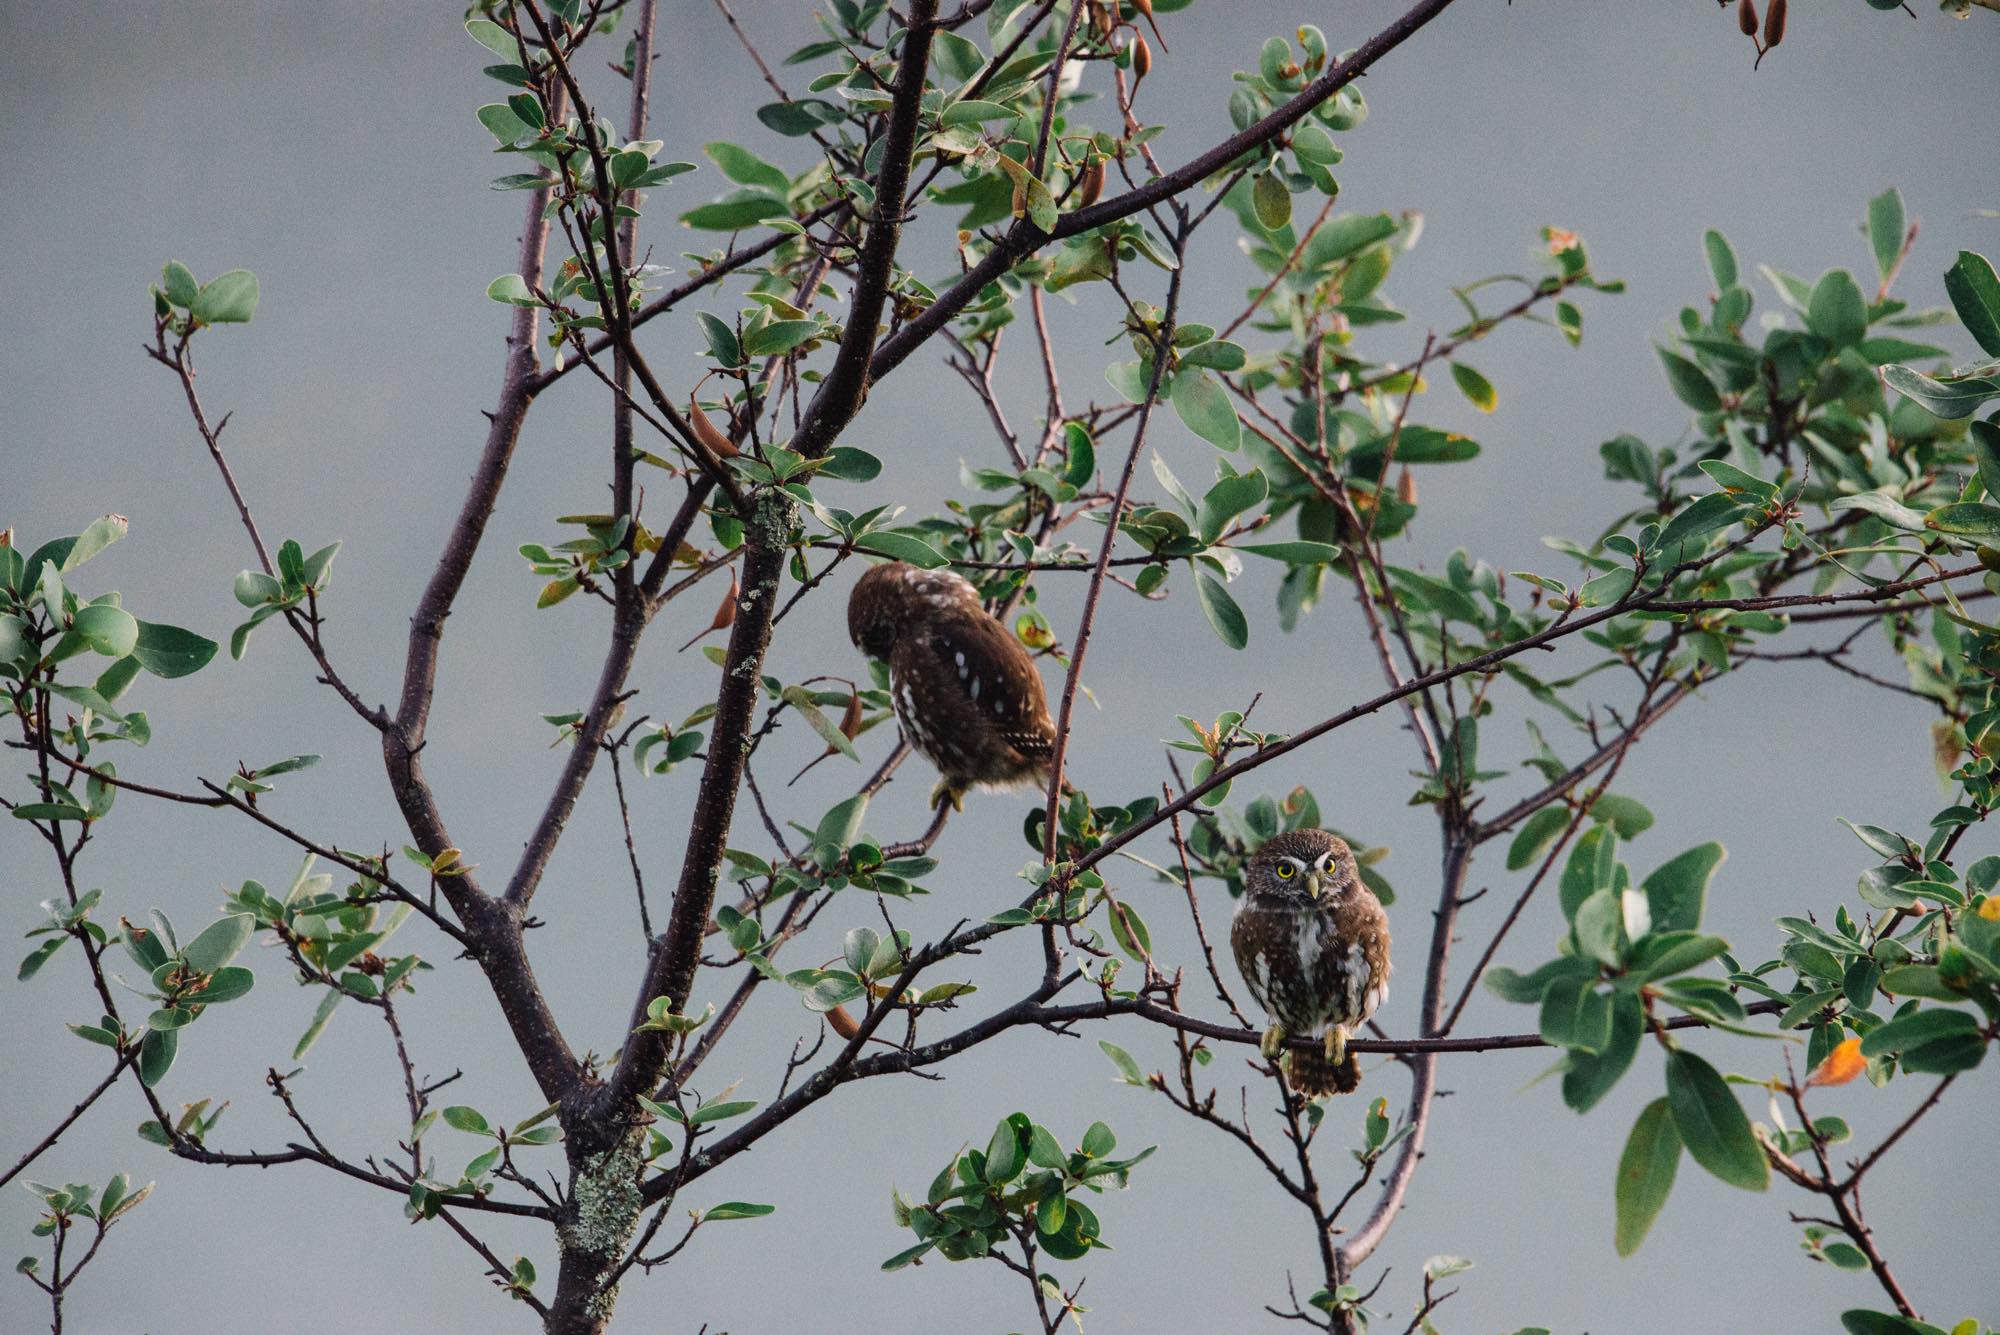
[1230,829,1392,1096]
[848,561,1056,809]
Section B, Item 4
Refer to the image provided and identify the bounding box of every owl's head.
[847,560,979,657]
[1244,828,1360,905]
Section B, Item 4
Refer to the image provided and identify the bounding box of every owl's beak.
[1305,870,1325,901]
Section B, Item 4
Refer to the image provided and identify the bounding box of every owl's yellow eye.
[1274,863,1295,879]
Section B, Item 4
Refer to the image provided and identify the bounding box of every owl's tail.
[1284,1045,1360,1097]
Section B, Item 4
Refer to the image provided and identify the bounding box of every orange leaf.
[1803,1037,1865,1088]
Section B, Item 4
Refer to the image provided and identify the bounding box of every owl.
[847,560,1057,810]
[1230,828,1391,1096]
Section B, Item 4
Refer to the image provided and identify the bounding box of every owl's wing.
[912,612,1056,761]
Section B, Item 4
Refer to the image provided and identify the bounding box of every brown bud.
[1764,0,1786,47]
[826,1004,861,1040]
[1396,465,1417,507]
[1077,158,1106,209]
[1131,33,1152,81]
[678,568,739,652]
[1738,0,1757,37]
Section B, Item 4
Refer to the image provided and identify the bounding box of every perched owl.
[1230,829,1391,1096]
[847,561,1057,810]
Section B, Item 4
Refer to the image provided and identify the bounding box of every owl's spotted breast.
[1231,901,1387,1036]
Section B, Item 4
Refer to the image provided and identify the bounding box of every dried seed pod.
[1738,0,1757,37]
[1077,158,1106,209]
[678,568,739,652]
[1764,0,1786,47]
[1131,32,1152,81]
[838,692,863,741]
[1397,465,1418,507]
[826,1004,861,1040]
[688,398,739,459]
[1132,0,1168,51]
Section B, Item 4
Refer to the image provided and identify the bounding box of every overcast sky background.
[4,3,1998,1332]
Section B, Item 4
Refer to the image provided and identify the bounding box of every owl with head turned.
[1230,829,1392,1096]
[847,561,1057,811]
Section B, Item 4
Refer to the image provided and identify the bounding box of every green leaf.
[294,991,342,1060]
[487,273,536,307]
[689,1099,757,1125]
[1234,541,1341,564]
[137,1026,177,1088]
[741,319,820,358]
[755,99,842,137]
[192,270,259,324]
[1659,349,1721,412]
[697,312,742,367]
[1171,370,1241,451]
[782,686,858,762]
[1506,807,1569,871]
[1866,189,1906,284]
[858,532,948,568]
[1840,1312,1943,1335]
[1943,250,2000,358]
[817,447,881,482]
[64,515,129,570]
[813,794,869,854]
[465,16,519,58]
[1613,1098,1682,1256]
[1449,361,1497,412]
[1591,794,1655,838]
[1252,171,1291,231]
[1641,843,1723,933]
[1806,270,1868,348]
[441,1106,491,1135]
[1195,575,1248,650]
[1564,991,1642,1112]
[162,260,199,309]
[983,1117,1026,1184]
[1540,977,1613,1053]
[703,1201,776,1221]
[1882,363,2000,420]
[1664,1049,1767,1191]
[1831,492,1930,532]
[703,141,789,196]
[1703,230,1738,290]
[1099,1040,1144,1085]
[1858,1007,1983,1074]
[1925,503,2000,539]
[1196,471,1268,545]
[71,605,138,659]
[181,914,254,973]
[131,621,219,678]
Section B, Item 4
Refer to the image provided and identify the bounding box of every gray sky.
[4,3,1997,1332]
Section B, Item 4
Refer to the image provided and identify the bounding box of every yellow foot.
[928,779,967,812]
[1323,1025,1349,1068]
[1260,1024,1286,1062]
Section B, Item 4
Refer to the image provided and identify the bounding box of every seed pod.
[1131,32,1152,81]
[1764,0,1786,47]
[678,568,738,652]
[688,398,738,459]
[838,692,863,741]
[1132,0,1168,51]
[1077,158,1106,209]
[1397,465,1417,507]
[826,1004,861,1040]
[1738,0,1757,37]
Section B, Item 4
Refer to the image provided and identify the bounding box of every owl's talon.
[928,779,967,813]
[1324,1025,1348,1069]
[1259,1024,1286,1062]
